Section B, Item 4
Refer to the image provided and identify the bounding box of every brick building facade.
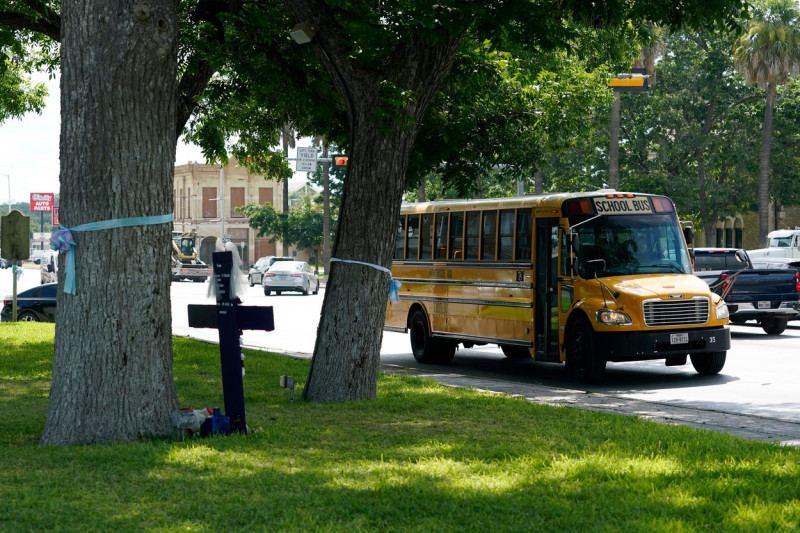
[173,158,285,268]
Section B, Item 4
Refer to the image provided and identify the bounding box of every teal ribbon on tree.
[50,213,174,295]
[329,257,402,304]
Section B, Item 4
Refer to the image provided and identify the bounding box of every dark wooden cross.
[188,250,274,434]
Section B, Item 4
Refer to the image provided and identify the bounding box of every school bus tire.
[501,345,530,359]
[689,351,726,375]
[409,309,455,364]
[565,318,606,383]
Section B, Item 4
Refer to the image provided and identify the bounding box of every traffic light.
[334,155,348,166]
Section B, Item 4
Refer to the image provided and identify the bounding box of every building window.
[231,187,245,218]
[259,187,274,207]
[202,187,217,218]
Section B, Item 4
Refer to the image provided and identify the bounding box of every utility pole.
[281,127,295,256]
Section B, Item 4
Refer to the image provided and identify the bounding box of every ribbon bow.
[389,279,402,304]
[50,229,77,294]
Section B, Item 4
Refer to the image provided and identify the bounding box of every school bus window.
[482,210,497,261]
[560,230,569,275]
[498,209,515,261]
[449,212,464,260]
[515,210,532,261]
[406,214,420,260]
[465,211,480,260]
[395,216,406,260]
[420,213,433,260]
[435,213,449,259]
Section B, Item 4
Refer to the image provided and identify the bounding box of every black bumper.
[594,326,730,362]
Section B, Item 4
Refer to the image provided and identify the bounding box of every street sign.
[30,192,54,212]
[296,147,317,172]
[1,210,30,260]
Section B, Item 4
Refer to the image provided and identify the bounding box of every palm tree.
[734,0,800,246]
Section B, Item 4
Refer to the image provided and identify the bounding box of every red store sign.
[31,192,54,212]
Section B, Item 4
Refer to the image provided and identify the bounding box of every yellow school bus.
[384,190,730,382]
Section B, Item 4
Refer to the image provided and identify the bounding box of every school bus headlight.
[596,309,633,325]
[715,301,730,320]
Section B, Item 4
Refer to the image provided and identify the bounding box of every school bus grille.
[642,298,709,327]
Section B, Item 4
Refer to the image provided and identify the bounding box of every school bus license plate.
[670,333,689,345]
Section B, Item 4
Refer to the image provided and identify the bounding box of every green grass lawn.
[1,323,800,532]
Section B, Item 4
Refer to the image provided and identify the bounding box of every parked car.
[263,261,319,296]
[1,282,58,322]
[248,256,293,286]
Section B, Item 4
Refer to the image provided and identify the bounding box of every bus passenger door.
[534,217,560,361]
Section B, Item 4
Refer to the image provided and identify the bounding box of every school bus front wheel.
[689,352,726,375]
[565,318,607,383]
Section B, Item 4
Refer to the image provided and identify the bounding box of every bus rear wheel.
[409,309,455,364]
[565,319,606,383]
[690,351,726,375]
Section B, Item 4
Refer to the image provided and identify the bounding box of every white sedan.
[262,261,320,296]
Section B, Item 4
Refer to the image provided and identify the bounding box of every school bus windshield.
[573,213,692,278]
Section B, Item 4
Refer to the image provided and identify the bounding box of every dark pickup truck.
[693,248,800,334]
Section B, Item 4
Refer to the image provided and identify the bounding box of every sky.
[0,72,310,206]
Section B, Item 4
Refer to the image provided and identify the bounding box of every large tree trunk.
[286,0,463,402]
[757,83,775,247]
[42,0,179,445]
[305,118,414,401]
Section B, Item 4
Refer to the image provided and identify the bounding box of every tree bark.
[42,0,179,445]
[286,0,463,401]
[757,83,775,247]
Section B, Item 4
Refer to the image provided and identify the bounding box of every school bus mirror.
[585,258,606,278]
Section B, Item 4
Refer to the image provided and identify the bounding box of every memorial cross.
[188,250,274,433]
